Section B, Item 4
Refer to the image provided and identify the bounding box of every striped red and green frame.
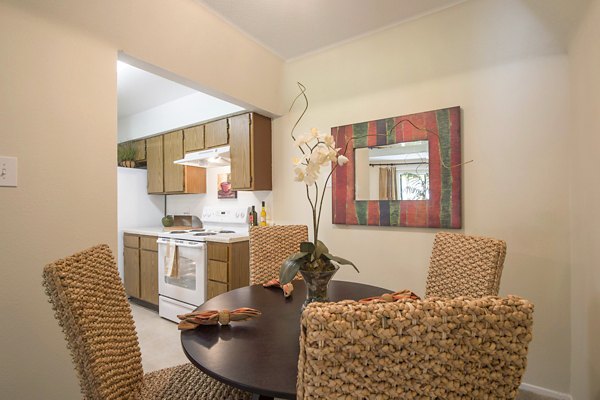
[331,106,461,229]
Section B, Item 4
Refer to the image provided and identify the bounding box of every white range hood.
[174,146,230,168]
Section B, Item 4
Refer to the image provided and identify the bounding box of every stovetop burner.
[218,230,236,234]
[193,232,217,236]
[169,230,189,234]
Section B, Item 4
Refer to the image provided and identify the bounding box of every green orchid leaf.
[288,251,310,261]
[323,253,360,273]
[279,252,309,284]
[299,241,315,253]
[315,240,329,259]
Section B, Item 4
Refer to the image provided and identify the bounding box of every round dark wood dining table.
[180,280,391,399]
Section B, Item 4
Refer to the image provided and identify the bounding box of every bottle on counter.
[260,201,267,226]
[250,205,258,226]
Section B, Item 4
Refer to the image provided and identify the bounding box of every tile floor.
[131,302,549,400]
[130,302,188,372]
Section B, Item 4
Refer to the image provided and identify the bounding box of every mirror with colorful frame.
[331,106,462,228]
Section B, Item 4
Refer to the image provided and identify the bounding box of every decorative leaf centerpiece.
[280,240,358,284]
[279,83,359,287]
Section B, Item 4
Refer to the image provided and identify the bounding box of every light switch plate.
[0,156,17,187]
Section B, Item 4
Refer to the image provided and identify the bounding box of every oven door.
[157,238,206,307]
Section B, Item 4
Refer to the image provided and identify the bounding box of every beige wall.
[274,0,571,394]
[0,1,283,398]
[6,0,284,116]
[0,4,117,398]
[569,0,600,398]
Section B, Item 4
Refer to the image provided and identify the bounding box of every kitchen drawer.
[207,280,228,300]
[207,242,228,262]
[140,235,158,251]
[124,234,140,248]
[207,260,228,283]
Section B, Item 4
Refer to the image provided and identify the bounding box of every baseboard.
[520,383,572,400]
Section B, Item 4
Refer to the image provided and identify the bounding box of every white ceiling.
[117,61,199,118]
[197,0,468,60]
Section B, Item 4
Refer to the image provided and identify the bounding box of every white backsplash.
[117,167,165,277]
[166,166,273,224]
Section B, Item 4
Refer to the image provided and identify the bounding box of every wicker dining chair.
[42,244,251,400]
[249,225,308,284]
[425,232,507,298]
[297,296,534,399]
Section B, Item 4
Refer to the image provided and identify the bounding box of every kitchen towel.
[165,242,179,278]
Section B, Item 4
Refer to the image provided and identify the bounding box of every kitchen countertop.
[203,234,250,244]
[122,227,250,244]
[122,227,165,237]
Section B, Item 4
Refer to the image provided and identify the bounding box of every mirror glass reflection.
[355,140,430,201]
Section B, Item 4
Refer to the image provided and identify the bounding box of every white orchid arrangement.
[279,83,358,285]
[292,128,349,185]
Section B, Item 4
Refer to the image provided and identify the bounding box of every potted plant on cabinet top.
[279,83,358,308]
[118,142,137,168]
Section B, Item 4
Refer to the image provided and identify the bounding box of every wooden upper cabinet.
[184,125,205,153]
[140,112,271,194]
[230,113,272,191]
[163,130,184,193]
[133,139,146,161]
[229,114,252,189]
[205,119,229,148]
[146,130,206,195]
[146,135,164,193]
[251,113,272,190]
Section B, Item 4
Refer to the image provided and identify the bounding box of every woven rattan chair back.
[297,296,534,399]
[425,232,507,298]
[249,225,308,285]
[42,244,144,400]
[43,244,252,400]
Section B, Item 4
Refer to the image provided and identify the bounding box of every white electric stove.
[157,206,249,322]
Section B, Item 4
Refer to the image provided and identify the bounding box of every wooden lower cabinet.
[123,246,140,298]
[206,241,249,300]
[140,249,158,304]
[207,280,229,299]
[123,233,159,306]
